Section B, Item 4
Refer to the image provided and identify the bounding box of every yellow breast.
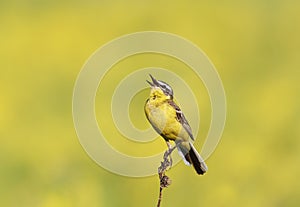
[145,100,188,141]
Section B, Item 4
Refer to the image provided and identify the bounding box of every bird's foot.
[164,142,176,168]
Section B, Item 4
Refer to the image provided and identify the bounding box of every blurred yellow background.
[1,0,300,206]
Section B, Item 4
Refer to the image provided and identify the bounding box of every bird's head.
[146,74,174,100]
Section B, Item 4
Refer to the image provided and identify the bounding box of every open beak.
[146,74,159,87]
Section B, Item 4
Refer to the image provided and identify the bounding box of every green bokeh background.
[1,0,299,206]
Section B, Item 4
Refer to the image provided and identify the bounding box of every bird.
[144,74,208,175]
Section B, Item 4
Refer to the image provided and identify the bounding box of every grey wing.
[168,100,194,140]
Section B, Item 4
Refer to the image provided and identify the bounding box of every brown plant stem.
[156,143,176,207]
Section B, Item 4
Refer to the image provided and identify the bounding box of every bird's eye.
[152,95,157,100]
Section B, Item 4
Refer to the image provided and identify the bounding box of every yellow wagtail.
[144,75,207,175]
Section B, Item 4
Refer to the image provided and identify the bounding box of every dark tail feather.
[188,143,208,175]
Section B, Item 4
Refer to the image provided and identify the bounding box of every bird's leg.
[164,142,176,168]
[159,141,178,177]
[166,142,172,167]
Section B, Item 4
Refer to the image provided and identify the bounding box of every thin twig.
[156,143,176,207]
[157,186,163,207]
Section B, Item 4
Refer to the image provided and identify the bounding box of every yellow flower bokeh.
[1,1,299,206]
